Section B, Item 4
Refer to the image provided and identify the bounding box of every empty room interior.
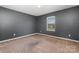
[0,5,79,53]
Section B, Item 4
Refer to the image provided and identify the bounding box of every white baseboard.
[0,33,37,43]
[36,33,79,43]
[0,33,79,43]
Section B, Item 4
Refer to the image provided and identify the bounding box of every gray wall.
[0,7,36,41]
[36,6,79,40]
[0,6,79,41]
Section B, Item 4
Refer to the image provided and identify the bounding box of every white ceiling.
[2,5,76,16]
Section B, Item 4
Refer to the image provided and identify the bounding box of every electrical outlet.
[13,33,16,36]
[40,31,42,32]
[68,34,71,37]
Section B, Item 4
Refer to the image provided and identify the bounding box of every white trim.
[36,33,79,43]
[0,33,37,43]
[0,33,79,43]
[46,17,48,31]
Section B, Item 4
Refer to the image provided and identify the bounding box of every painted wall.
[0,6,79,41]
[36,6,79,40]
[0,7,36,41]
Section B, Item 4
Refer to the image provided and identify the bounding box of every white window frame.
[46,16,56,31]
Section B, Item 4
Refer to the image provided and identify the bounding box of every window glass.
[47,16,56,31]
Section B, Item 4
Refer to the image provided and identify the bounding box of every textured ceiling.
[2,5,76,16]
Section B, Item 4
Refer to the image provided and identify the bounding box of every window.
[47,16,56,31]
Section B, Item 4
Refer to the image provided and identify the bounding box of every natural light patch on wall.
[47,16,56,31]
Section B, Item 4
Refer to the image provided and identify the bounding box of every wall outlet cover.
[13,33,16,36]
[68,34,71,37]
[40,31,42,32]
